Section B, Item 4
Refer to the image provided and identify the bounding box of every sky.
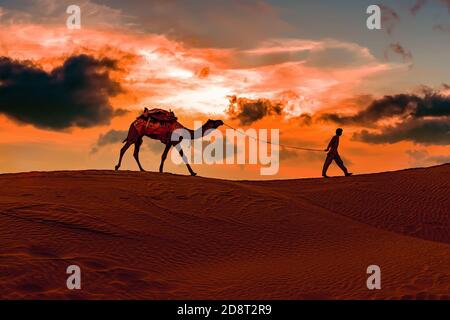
[0,0,449,179]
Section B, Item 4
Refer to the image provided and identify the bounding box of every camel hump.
[147,108,178,122]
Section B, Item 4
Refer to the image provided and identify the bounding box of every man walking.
[322,128,352,178]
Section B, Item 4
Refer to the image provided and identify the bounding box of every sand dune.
[0,165,449,299]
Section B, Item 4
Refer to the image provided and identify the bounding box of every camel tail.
[122,137,127,143]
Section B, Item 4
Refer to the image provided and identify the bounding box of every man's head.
[336,128,343,136]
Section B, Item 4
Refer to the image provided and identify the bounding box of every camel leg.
[174,144,196,176]
[159,144,171,173]
[115,140,132,171]
[133,137,145,172]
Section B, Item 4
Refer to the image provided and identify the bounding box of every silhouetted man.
[322,128,352,178]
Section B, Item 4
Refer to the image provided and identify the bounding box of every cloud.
[409,0,450,15]
[428,154,450,163]
[400,0,450,35]
[410,0,429,15]
[238,39,378,70]
[92,128,166,154]
[322,89,450,145]
[96,129,128,146]
[226,95,284,125]
[90,129,127,153]
[297,113,313,126]
[354,118,450,145]
[0,18,394,117]
[0,54,122,130]
[406,149,429,161]
[320,94,415,125]
[406,149,450,166]
[305,46,373,69]
[113,108,131,117]
[0,0,126,28]
[321,91,450,125]
[91,0,290,49]
[379,4,400,34]
[385,42,413,64]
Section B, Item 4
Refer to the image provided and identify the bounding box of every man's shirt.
[327,135,339,155]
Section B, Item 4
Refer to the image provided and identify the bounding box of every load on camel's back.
[115,107,224,176]
[145,108,178,122]
[130,108,180,144]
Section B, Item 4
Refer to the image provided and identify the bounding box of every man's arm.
[325,136,336,152]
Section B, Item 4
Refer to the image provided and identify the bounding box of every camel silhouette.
[115,116,224,176]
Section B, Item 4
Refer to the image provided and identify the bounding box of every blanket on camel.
[133,109,183,144]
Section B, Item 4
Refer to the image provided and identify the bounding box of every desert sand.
[0,164,449,299]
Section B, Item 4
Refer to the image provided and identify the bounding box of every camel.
[115,113,224,176]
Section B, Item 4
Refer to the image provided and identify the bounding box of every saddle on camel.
[133,108,180,144]
[115,107,224,176]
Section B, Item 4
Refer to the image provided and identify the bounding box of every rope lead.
[223,123,324,152]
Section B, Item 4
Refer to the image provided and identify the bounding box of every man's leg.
[322,153,333,177]
[334,154,350,175]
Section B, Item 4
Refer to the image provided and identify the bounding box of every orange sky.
[0,1,449,179]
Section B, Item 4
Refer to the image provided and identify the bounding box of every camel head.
[205,119,224,130]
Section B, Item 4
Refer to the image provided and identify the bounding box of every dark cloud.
[113,108,131,117]
[379,4,400,34]
[321,91,450,125]
[337,94,375,110]
[0,54,122,130]
[297,113,313,126]
[385,42,413,64]
[409,0,450,15]
[354,118,450,145]
[96,129,128,146]
[322,90,450,145]
[226,95,284,125]
[91,129,127,153]
[407,1,450,34]
[410,0,429,15]
[92,129,166,154]
[406,149,429,161]
[320,94,416,125]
